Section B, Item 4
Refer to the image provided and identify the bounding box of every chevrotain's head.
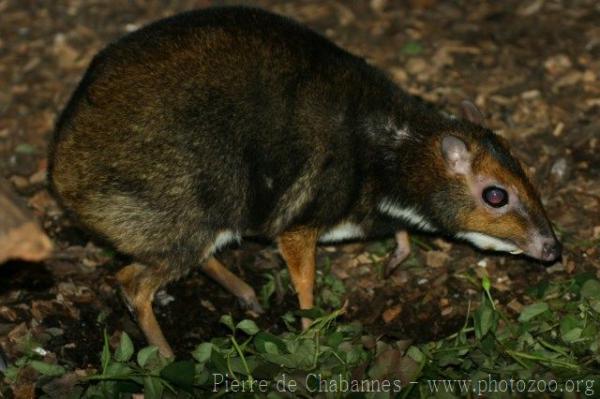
[419,101,561,262]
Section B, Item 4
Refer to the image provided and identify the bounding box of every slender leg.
[116,263,174,358]
[385,230,411,277]
[277,227,318,330]
[201,257,263,314]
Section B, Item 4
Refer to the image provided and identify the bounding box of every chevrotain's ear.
[461,100,485,126]
[442,135,471,175]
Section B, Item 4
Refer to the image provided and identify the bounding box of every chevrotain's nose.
[541,239,562,262]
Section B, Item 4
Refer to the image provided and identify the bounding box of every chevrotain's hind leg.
[116,263,174,358]
[201,257,263,314]
[385,230,411,277]
[277,228,318,330]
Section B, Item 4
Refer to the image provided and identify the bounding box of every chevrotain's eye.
[482,186,508,208]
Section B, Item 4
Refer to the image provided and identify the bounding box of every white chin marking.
[377,200,437,232]
[456,232,520,253]
[319,222,365,243]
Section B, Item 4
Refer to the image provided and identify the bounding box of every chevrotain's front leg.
[277,227,318,330]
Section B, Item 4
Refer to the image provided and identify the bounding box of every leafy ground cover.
[4,270,600,398]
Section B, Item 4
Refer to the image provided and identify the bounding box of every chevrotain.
[48,6,561,357]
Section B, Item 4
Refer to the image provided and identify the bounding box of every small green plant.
[259,258,346,310]
[76,307,370,398]
[2,333,66,384]
[409,273,600,398]
[82,331,182,398]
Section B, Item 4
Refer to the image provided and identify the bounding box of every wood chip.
[382,304,402,323]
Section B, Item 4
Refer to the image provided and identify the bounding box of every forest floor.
[0,0,599,387]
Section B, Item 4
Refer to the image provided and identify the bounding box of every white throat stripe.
[378,200,436,232]
[456,232,520,253]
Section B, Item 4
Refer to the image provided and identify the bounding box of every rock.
[0,178,53,264]
[549,157,571,183]
[544,54,572,75]
[406,58,427,75]
[370,0,388,13]
[507,298,524,314]
[9,176,29,191]
[53,33,79,70]
[28,169,47,185]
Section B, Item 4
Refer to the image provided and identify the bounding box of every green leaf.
[295,307,325,319]
[562,327,583,343]
[259,275,276,309]
[210,350,229,374]
[220,314,235,332]
[15,143,37,154]
[482,275,491,292]
[474,299,494,338]
[114,332,134,362]
[137,346,159,368]
[401,41,423,55]
[291,339,316,368]
[101,330,111,374]
[228,356,256,376]
[345,347,363,364]
[195,368,210,385]
[236,319,259,336]
[29,360,66,377]
[262,340,316,369]
[2,365,19,383]
[104,362,133,378]
[254,331,286,354]
[518,302,549,322]
[192,342,213,363]
[560,314,586,344]
[589,299,600,314]
[160,360,194,390]
[530,279,550,298]
[143,376,164,399]
[560,315,580,336]
[581,280,600,299]
[326,331,344,348]
[263,341,279,355]
[285,339,299,354]
[407,346,425,363]
[480,334,496,354]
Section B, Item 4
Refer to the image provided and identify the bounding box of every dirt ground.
[0,0,599,379]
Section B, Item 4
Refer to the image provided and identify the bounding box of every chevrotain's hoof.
[239,296,264,315]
